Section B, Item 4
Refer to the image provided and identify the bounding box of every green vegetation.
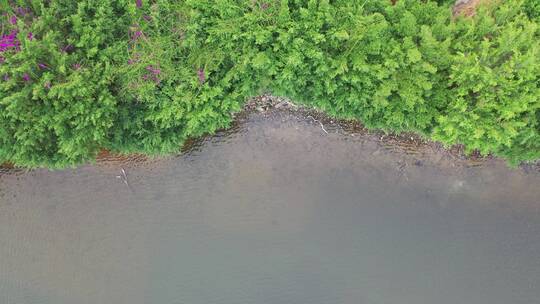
[1,0,538,168]
[524,0,540,21]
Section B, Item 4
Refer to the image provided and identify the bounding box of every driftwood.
[117,167,133,192]
[307,116,329,134]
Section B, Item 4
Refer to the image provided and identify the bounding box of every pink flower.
[16,7,28,16]
[146,65,161,75]
[131,30,143,41]
[197,68,205,84]
[143,65,161,84]
[0,30,20,52]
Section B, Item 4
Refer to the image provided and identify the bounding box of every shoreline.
[241,95,540,172]
[2,94,539,173]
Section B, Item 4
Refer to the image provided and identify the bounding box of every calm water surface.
[1,110,539,304]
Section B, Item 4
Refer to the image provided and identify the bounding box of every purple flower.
[142,74,160,84]
[16,7,26,16]
[142,65,162,84]
[197,68,205,84]
[0,57,4,64]
[9,15,17,25]
[143,15,152,22]
[136,0,142,8]
[3,74,9,81]
[27,32,33,41]
[22,73,30,82]
[44,81,51,89]
[38,63,48,69]
[61,44,73,53]
[0,30,20,52]
[72,63,81,70]
[131,30,143,41]
[146,65,161,75]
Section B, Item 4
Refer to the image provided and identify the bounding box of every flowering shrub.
[0,0,132,166]
[0,0,538,167]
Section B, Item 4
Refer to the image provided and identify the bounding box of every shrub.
[433,1,540,163]
[1,0,539,168]
[0,0,132,166]
[109,0,249,155]
[524,0,540,21]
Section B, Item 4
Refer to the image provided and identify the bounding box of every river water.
[1,108,539,304]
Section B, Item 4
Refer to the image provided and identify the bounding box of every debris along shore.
[240,94,540,172]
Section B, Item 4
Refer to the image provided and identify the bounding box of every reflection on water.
[1,109,539,304]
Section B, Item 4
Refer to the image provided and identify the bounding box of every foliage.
[523,0,540,21]
[0,0,131,166]
[0,0,539,168]
[433,1,540,163]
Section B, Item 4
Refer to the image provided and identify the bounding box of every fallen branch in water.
[117,167,133,192]
[307,116,328,134]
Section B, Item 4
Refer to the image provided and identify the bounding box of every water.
[1,109,539,304]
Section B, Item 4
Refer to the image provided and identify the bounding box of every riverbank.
[241,95,540,172]
[2,94,539,174]
[1,1,538,168]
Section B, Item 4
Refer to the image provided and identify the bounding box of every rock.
[275,101,288,109]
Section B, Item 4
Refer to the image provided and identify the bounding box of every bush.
[0,0,131,166]
[1,0,539,168]
[524,0,540,21]
[433,2,540,163]
[110,0,248,156]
